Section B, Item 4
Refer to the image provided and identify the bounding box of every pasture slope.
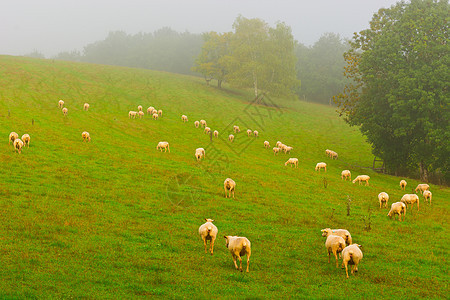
[0,55,448,299]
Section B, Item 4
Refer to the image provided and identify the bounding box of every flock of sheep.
[8,99,435,277]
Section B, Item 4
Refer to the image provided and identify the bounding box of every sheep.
[9,132,18,144]
[200,120,207,128]
[284,146,293,154]
[352,175,370,186]
[315,162,327,172]
[181,115,188,122]
[279,144,287,153]
[224,178,236,198]
[264,141,270,149]
[158,109,162,116]
[285,158,299,168]
[224,236,251,272]
[276,141,283,148]
[58,100,64,108]
[378,192,389,208]
[247,129,253,137]
[137,105,143,112]
[253,130,258,137]
[415,184,430,193]
[228,134,234,143]
[233,125,240,133]
[341,170,351,181]
[156,141,170,152]
[152,113,159,120]
[400,179,407,190]
[341,244,363,278]
[401,194,419,211]
[152,109,158,115]
[213,130,219,138]
[82,131,91,142]
[204,127,211,134]
[195,148,206,161]
[199,219,218,255]
[331,151,338,159]
[423,190,432,205]
[387,201,406,221]
[138,111,145,118]
[325,149,331,157]
[21,134,30,147]
[321,228,353,246]
[321,228,346,268]
[13,139,24,154]
[147,106,154,114]
[62,107,68,116]
[84,103,89,111]
[129,111,137,118]
[273,147,280,155]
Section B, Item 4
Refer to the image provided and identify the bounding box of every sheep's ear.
[224,235,228,239]
[205,218,208,221]
[211,219,215,222]
[358,244,362,248]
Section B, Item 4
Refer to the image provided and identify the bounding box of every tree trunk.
[420,161,428,182]
[253,71,258,99]
[218,79,222,89]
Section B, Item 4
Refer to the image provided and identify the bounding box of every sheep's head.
[321,228,332,237]
[224,236,230,248]
[205,218,214,223]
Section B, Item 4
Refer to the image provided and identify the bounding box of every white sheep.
[200,120,207,128]
[158,109,162,116]
[62,107,68,116]
[147,106,155,114]
[195,148,206,161]
[400,180,407,190]
[279,144,287,153]
[325,149,331,157]
[284,146,293,154]
[84,103,90,111]
[264,141,270,149]
[199,219,218,255]
[253,130,258,137]
[415,184,430,193]
[204,127,211,134]
[315,162,327,172]
[378,192,389,208]
[224,236,251,272]
[194,121,200,128]
[152,113,159,120]
[137,105,143,112]
[273,147,280,155]
[341,170,351,181]
[224,178,236,198]
[387,202,406,221]
[352,175,370,186]
[58,100,64,108]
[213,130,218,138]
[152,109,158,115]
[423,190,432,205]
[156,141,170,152]
[401,194,419,211]
[321,228,346,268]
[246,129,253,137]
[321,228,352,246]
[21,134,30,147]
[138,111,145,118]
[181,115,188,122]
[129,111,137,118]
[233,125,240,133]
[9,132,18,145]
[228,134,234,143]
[82,131,91,142]
[285,158,298,168]
[341,244,363,278]
[13,139,24,154]
[276,141,283,148]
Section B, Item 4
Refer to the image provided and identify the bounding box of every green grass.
[0,55,448,299]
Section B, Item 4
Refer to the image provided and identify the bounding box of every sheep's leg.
[232,190,235,199]
[210,237,215,255]
[203,237,207,253]
[237,255,243,272]
[232,255,239,270]
[224,187,228,198]
[334,251,339,268]
[328,250,331,263]
[246,254,250,272]
[344,262,349,278]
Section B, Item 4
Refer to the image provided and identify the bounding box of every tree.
[334,0,449,182]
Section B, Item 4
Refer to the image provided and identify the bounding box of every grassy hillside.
[0,55,448,299]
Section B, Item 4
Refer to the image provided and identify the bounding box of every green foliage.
[335,0,449,182]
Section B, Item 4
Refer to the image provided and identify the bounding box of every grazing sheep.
[147,106,155,114]
[137,105,143,112]
[423,190,432,205]
[285,158,299,168]
[321,228,346,268]
[276,141,283,148]
[264,141,270,149]
[194,121,200,128]
[62,107,68,116]
[58,100,64,108]
[341,244,363,278]
[321,228,352,246]
[279,144,287,153]
[253,130,258,137]
[233,125,240,133]
[13,139,24,154]
[129,111,137,118]
[224,236,251,272]
[330,151,338,159]
[152,113,159,120]
[228,134,234,143]
[204,127,211,134]
[388,202,406,221]
[273,147,280,155]
[325,149,331,157]
[82,131,91,142]
[224,178,236,198]
[138,111,145,118]
[199,219,218,255]
[400,180,407,190]
[84,103,89,111]
[341,170,351,181]
[21,134,30,147]
[9,132,18,144]
[213,130,218,138]
[415,184,430,193]
[352,175,370,186]
[401,194,419,211]
[200,120,207,128]
[181,115,188,122]
[378,192,389,208]
[284,146,293,154]
[195,148,206,161]
[156,141,170,152]
[247,129,253,137]
[158,109,162,116]
[315,162,327,172]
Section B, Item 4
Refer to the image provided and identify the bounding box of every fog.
[1,0,400,57]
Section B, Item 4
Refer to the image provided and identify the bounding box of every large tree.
[335,0,449,182]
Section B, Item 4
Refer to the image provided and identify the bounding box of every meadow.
[0,55,448,299]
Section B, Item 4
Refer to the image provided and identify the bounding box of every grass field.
[0,55,448,299]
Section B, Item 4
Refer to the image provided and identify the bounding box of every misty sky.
[1,0,401,57]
